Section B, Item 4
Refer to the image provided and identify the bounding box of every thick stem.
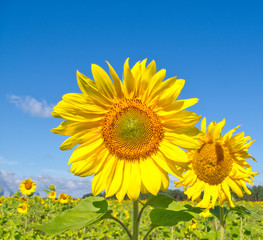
[133,200,139,240]
[109,216,133,240]
[219,206,225,240]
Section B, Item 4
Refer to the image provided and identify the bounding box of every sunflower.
[51,58,201,201]
[48,191,56,200]
[19,178,36,196]
[175,118,258,208]
[17,202,28,214]
[58,193,70,204]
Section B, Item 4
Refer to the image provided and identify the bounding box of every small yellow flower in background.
[51,58,201,202]
[189,219,197,231]
[19,196,27,202]
[175,117,258,209]
[17,202,28,214]
[124,210,130,219]
[19,178,36,196]
[48,191,56,200]
[58,193,70,204]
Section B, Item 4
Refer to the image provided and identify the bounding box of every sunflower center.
[102,99,164,160]
[25,182,32,190]
[192,143,233,185]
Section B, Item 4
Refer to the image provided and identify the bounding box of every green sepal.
[35,196,112,235]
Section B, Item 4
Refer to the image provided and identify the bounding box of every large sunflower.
[175,117,258,208]
[51,58,201,201]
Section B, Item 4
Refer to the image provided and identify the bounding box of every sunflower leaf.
[149,208,195,227]
[145,194,186,211]
[35,197,111,235]
[209,206,228,221]
[229,206,262,220]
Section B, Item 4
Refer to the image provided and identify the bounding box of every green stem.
[219,206,225,240]
[143,226,155,240]
[133,200,139,240]
[109,216,132,240]
[240,216,243,240]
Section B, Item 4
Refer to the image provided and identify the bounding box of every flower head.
[19,178,36,196]
[175,118,258,208]
[58,193,70,204]
[52,59,201,201]
[17,202,28,214]
[48,191,56,200]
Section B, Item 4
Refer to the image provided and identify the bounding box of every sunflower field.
[0,191,263,240]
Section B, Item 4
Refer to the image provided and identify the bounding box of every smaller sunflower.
[17,202,28,214]
[175,118,258,208]
[58,193,70,204]
[19,178,36,196]
[48,191,56,200]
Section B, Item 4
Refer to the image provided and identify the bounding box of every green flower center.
[102,99,164,160]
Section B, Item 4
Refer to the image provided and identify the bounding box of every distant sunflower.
[19,178,36,196]
[48,191,56,200]
[52,58,201,201]
[175,118,258,208]
[17,202,28,214]
[58,193,70,204]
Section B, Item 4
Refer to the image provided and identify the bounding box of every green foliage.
[36,197,112,235]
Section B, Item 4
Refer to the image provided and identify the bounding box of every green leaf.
[43,189,50,194]
[229,206,263,220]
[210,206,228,221]
[145,194,186,211]
[35,196,111,235]
[150,208,195,226]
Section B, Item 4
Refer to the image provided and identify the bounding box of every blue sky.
[0,1,262,197]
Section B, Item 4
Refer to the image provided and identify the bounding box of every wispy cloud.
[7,95,53,118]
[0,156,18,165]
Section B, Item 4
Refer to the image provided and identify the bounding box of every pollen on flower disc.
[192,142,233,185]
[102,99,164,160]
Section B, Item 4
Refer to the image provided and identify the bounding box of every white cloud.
[0,156,18,165]
[0,170,92,198]
[7,95,53,118]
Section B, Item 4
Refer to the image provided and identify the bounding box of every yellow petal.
[116,161,131,201]
[123,58,135,98]
[106,61,124,99]
[105,159,124,198]
[91,64,116,101]
[68,138,103,164]
[212,119,225,141]
[164,132,201,150]
[201,117,207,133]
[76,70,112,107]
[159,141,188,167]
[140,158,161,195]
[92,156,117,196]
[157,79,185,107]
[127,161,141,201]
[151,153,182,177]
[51,120,100,136]
[60,130,101,150]
[225,177,243,198]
